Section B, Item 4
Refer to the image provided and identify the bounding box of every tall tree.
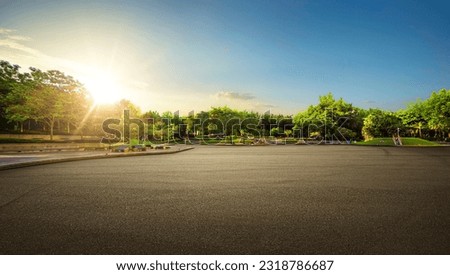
[2,79,34,132]
[25,84,65,140]
[362,109,403,140]
[63,87,92,135]
[0,60,31,130]
[294,93,362,141]
[22,68,91,140]
[425,89,450,140]
[398,100,427,138]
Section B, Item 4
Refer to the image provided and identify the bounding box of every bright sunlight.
[84,72,123,104]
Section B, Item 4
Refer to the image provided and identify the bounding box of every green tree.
[400,89,450,140]
[0,60,33,131]
[209,106,241,136]
[26,84,65,140]
[64,87,92,136]
[425,89,450,140]
[24,68,90,140]
[362,109,403,140]
[3,80,34,132]
[398,100,427,138]
[294,93,363,141]
[115,99,141,117]
[270,127,280,136]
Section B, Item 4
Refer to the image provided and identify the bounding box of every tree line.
[294,91,449,141]
[0,60,449,141]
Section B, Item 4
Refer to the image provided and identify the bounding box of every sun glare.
[84,72,122,105]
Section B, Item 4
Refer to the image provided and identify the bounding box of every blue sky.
[0,0,449,114]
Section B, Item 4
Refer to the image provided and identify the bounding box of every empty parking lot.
[0,146,449,254]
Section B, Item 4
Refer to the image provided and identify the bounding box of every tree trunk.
[49,119,55,141]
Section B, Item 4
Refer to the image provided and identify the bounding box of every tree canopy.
[293,93,364,142]
[0,60,90,139]
[0,60,449,142]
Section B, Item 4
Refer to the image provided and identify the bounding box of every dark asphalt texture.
[0,146,449,254]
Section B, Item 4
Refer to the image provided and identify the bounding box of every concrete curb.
[0,147,194,171]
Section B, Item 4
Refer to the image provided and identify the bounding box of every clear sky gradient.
[1,0,449,114]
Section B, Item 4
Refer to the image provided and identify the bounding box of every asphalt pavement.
[0,145,449,254]
[0,145,192,170]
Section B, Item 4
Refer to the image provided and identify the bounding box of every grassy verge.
[0,138,62,144]
[355,137,439,146]
[400,138,440,146]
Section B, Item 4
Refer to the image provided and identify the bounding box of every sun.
[84,72,123,105]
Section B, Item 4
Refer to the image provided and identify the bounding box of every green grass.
[355,137,439,146]
[400,138,440,146]
[128,138,173,145]
[355,138,395,146]
[0,138,61,144]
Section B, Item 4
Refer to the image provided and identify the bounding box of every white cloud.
[8,35,32,41]
[215,91,255,101]
[0,28,14,34]
[0,27,94,77]
[0,39,40,56]
[0,28,39,56]
[254,103,277,109]
[0,27,294,114]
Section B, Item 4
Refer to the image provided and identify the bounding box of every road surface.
[0,146,449,254]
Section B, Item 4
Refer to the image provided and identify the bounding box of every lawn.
[0,138,60,143]
[355,137,439,146]
[400,137,440,146]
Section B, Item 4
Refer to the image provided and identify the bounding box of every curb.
[0,147,194,171]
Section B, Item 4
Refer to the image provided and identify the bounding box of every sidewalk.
[0,145,194,171]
